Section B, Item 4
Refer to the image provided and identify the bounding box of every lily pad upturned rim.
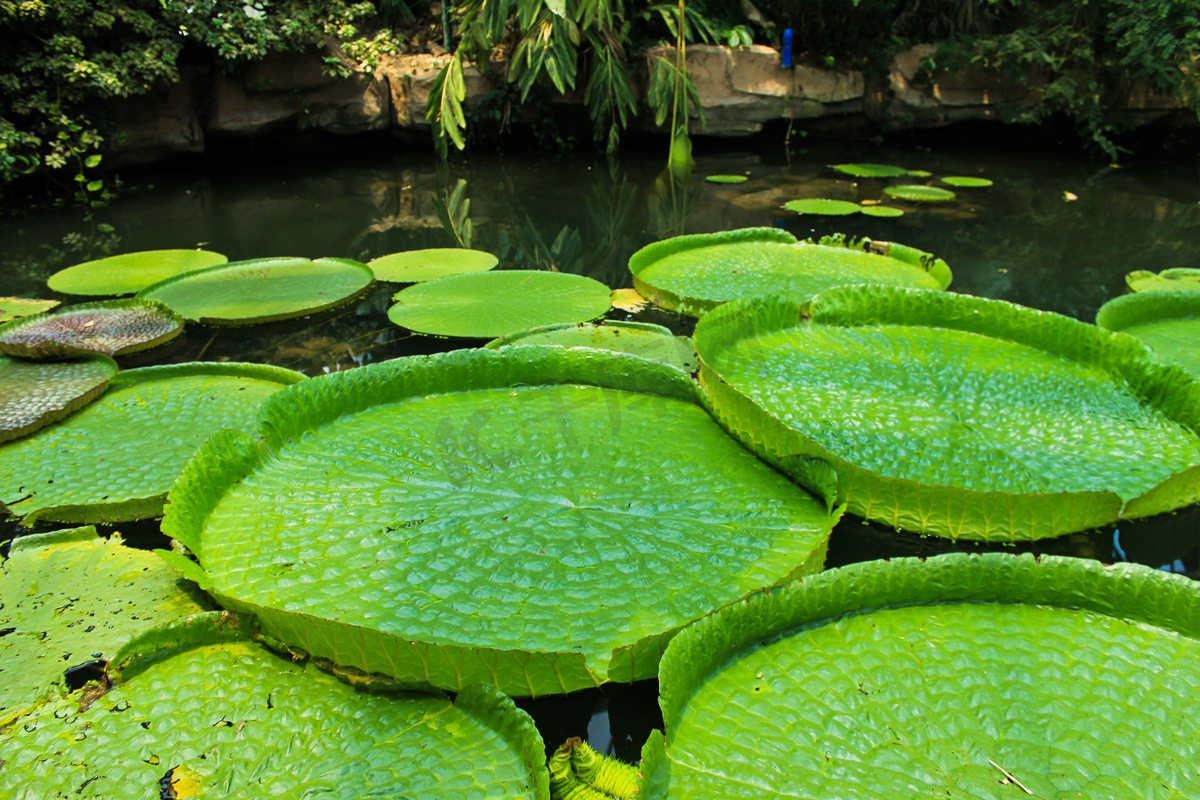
[386,269,613,339]
[642,552,1200,798]
[46,249,229,296]
[0,298,184,359]
[137,257,375,326]
[484,321,695,371]
[693,285,1200,541]
[161,346,838,696]
[1096,289,1200,332]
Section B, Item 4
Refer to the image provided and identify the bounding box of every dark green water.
[3,135,1200,761]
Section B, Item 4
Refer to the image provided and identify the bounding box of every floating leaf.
[704,175,747,184]
[0,298,59,323]
[0,613,549,799]
[138,257,373,325]
[1126,268,1200,293]
[883,184,957,202]
[387,270,612,338]
[629,228,950,318]
[641,553,1200,799]
[859,205,905,218]
[486,321,697,371]
[0,355,116,443]
[47,250,228,296]
[694,286,1200,541]
[0,299,183,359]
[367,248,499,283]
[782,198,861,216]
[1097,290,1200,379]
[941,175,993,187]
[161,347,839,696]
[0,362,304,523]
[830,163,910,178]
[0,527,207,726]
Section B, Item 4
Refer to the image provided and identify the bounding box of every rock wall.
[106,43,1185,166]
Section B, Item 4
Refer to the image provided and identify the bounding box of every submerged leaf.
[0,299,183,359]
[161,347,838,696]
[47,249,228,296]
[387,270,611,338]
[0,355,116,443]
[643,553,1200,799]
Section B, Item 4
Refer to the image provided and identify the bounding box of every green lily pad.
[0,362,304,524]
[704,175,748,184]
[694,286,1200,541]
[640,553,1200,800]
[0,355,117,443]
[1126,268,1200,293]
[782,198,861,215]
[0,298,59,323]
[47,249,228,296]
[884,184,957,202]
[941,175,994,187]
[137,257,374,325]
[830,163,911,178]
[0,527,208,726]
[367,248,499,283]
[628,228,951,318]
[485,321,697,371]
[0,613,549,799]
[859,204,905,217]
[0,299,183,359]
[1097,290,1200,379]
[160,347,839,696]
[387,270,612,338]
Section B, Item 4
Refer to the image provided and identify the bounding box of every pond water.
[3,131,1200,762]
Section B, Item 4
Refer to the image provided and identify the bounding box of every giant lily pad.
[0,613,549,799]
[941,175,993,187]
[485,321,696,371]
[0,362,304,523]
[0,297,59,323]
[640,553,1200,799]
[387,270,612,338]
[47,249,228,296]
[368,248,499,283]
[884,184,957,202]
[694,286,1200,541]
[1126,268,1200,293]
[160,347,839,696]
[830,163,911,178]
[137,257,374,325]
[0,299,183,359]
[0,354,116,443]
[782,198,861,215]
[0,527,207,726]
[1097,290,1200,378]
[628,228,951,318]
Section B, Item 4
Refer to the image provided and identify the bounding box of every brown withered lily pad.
[0,299,184,359]
[0,355,117,443]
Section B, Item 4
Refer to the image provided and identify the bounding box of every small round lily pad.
[0,298,59,323]
[860,205,905,218]
[387,270,612,338]
[783,198,861,216]
[367,248,499,283]
[47,250,228,296]
[1126,268,1200,293]
[941,176,993,187]
[884,185,957,202]
[138,257,374,325]
[0,299,184,359]
[0,355,117,443]
[830,163,910,178]
[705,175,748,184]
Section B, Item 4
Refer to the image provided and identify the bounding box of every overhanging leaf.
[642,553,1200,799]
[0,362,304,523]
[0,299,183,359]
[160,347,839,696]
[0,527,208,726]
[46,249,228,296]
[0,355,117,443]
[387,270,611,338]
[694,286,1200,541]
